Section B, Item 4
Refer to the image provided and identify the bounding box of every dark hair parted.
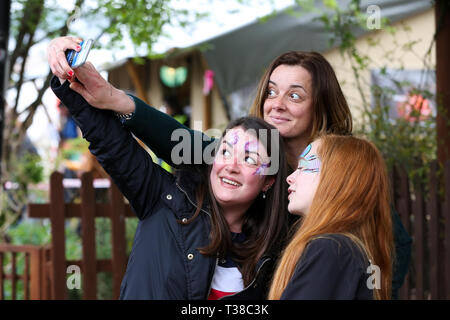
[184,117,288,286]
[249,51,353,142]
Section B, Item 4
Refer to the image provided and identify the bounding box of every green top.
[125,95,213,167]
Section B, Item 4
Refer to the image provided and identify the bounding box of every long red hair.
[268,135,394,300]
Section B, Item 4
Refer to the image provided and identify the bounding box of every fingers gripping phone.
[66,39,93,68]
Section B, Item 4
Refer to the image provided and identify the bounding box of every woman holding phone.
[48,61,289,300]
[48,37,411,298]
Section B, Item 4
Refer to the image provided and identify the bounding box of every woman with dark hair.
[249,51,352,169]
[48,61,288,299]
[48,37,410,298]
[269,136,393,300]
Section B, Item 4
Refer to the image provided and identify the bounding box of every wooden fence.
[393,160,450,299]
[26,171,134,299]
[0,244,50,300]
[1,160,450,299]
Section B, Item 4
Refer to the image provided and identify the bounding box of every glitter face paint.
[298,143,321,173]
[231,132,239,145]
[253,163,269,176]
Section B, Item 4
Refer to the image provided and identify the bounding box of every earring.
[262,192,266,199]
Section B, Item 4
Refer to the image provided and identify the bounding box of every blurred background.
[0,0,449,300]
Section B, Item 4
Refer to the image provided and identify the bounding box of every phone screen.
[66,39,94,68]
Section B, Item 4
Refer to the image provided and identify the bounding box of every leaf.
[323,0,338,10]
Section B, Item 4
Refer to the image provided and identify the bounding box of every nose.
[286,171,297,185]
[271,95,287,111]
[225,154,240,173]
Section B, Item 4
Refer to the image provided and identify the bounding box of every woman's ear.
[263,176,276,192]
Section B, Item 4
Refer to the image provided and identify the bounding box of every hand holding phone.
[66,39,93,68]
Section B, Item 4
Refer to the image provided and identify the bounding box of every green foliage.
[12,153,44,186]
[308,0,438,191]
[4,216,139,300]
[61,137,89,161]
[1,152,44,237]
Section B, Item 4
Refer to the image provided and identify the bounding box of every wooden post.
[126,60,150,104]
[27,172,135,300]
[395,166,411,299]
[427,161,442,299]
[24,252,29,300]
[11,252,16,300]
[80,172,97,299]
[445,160,450,299]
[0,252,3,300]
[49,172,66,299]
[109,180,127,299]
[436,1,450,164]
[29,248,42,300]
[413,188,425,299]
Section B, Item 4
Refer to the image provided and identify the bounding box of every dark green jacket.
[124,96,412,299]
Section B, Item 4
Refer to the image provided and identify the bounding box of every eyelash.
[267,88,303,101]
[221,148,258,166]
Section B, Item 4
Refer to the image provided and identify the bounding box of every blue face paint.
[298,143,321,173]
[300,144,312,158]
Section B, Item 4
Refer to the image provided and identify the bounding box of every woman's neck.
[221,204,250,233]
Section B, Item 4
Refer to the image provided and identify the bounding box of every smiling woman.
[210,127,274,227]
[47,40,290,299]
[47,33,411,299]
[264,64,314,147]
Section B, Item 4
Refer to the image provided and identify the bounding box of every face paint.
[253,163,269,176]
[298,143,321,173]
[300,144,312,158]
[231,132,239,145]
[244,140,259,152]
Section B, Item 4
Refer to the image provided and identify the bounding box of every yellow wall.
[323,8,435,128]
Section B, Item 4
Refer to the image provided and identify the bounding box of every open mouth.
[221,177,242,187]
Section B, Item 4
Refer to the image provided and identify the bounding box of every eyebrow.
[268,80,308,94]
[223,139,263,160]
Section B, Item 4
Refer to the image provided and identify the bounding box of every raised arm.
[50,74,173,220]
[48,35,216,167]
[122,96,214,168]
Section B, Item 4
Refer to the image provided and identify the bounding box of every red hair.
[269,135,393,300]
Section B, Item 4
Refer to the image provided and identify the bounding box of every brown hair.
[268,135,393,300]
[249,51,352,142]
[185,117,288,286]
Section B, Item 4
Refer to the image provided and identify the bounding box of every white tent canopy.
[197,0,432,97]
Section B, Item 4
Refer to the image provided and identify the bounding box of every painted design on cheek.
[253,163,269,176]
[298,144,321,173]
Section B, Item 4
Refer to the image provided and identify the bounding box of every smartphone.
[66,39,94,68]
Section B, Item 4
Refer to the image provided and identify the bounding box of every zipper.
[217,257,271,300]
